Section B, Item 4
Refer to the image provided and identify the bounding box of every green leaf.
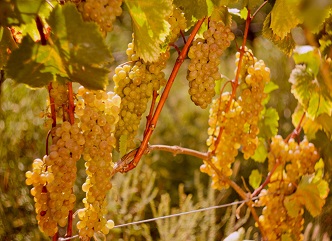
[312,131,332,181]
[15,0,53,24]
[0,0,54,26]
[307,92,332,117]
[295,175,328,217]
[239,7,248,20]
[301,2,332,33]
[292,106,319,140]
[262,13,295,56]
[0,27,18,67]
[252,138,268,163]
[270,0,303,39]
[125,0,172,62]
[316,179,329,199]
[5,36,54,87]
[48,3,112,90]
[210,5,232,26]
[284,194,302,218]
[293,46,321,76]
[264,81,279,93]
[314,158,325,181]
[258,107,279,139]
[249,169,262,189]
[262,81,279,105]
[289,65,332,119]
[174,0,208,26]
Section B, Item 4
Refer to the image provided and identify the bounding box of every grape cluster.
[77,0,123,32]
[268,135,319,182]
[201,93,239,189]
[187,20,235,109]
[75,87,120,239]
[113,41,169,151]
[201,51,270,190]
[256,135,320,241]
[237,58,270,159]
[258,183,304,241]
[167,6,187,43]
[25,121,84,236]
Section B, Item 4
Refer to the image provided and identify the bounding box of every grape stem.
[148,144,208,160]
[213,10,252,153]
[145,90,158,136]
[251,159,281,198]
[113,144,208,174]
[65,210,73,238]
[119,18,206,173]
[67,82,75,125]
[285,111,306,142]
[35,16,47,45]
[65,83,75,238]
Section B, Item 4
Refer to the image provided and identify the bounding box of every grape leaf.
[239,7,248,20]
[5,36,56,87]
[174,0,208,26]
[249,169,262,189]
[293,46,321,76]
[289,65,332,119]
[292,106,320,140]
[264,80,279,94]
[270,0,303,39]
[48,4,112,90]
[301,1,332,33]
[262,13,295,56]
[0,27,18,67]
[0,0,53,26]
[312,131,332,179]
[258,107,279,139]
[294,175,329,217]
[252,138,268,163]
[210,5,232,26]
[125,0,172,62]
[284,194,302,218]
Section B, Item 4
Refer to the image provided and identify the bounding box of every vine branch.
[116,18,206,173]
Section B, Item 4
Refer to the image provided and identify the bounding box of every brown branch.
[145,90,158,136]
[169,43,181,55]
[35,16,47,45]
[251,160,281,198]
[118,18,206,173]
[65,210,73,238]
[213,10,252,154]
[251,1,268,19]
[148,144,208,160]
[285,111,306,142]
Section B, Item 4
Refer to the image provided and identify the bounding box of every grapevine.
[201,49,270,190]
[257,135,322,241]
[1,1,331,241]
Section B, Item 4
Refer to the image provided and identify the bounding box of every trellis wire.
[58,196,260,241]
